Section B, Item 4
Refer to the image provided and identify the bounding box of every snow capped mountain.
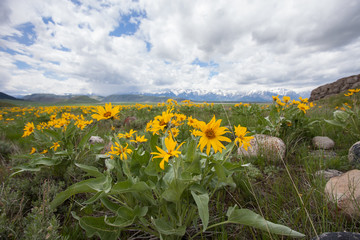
[141,88,310,102]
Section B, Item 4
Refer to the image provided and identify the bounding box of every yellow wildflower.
[151,136,184,170]
[234,125,253,151]
[22,122,35,137]
[276,100,285,107]
[118,129,137,139]
[299,97,308,103]
[30,147,36,154]
[50,142,61,151]
[272,95,279,102]
[91,103,120,121]
[108,142,133,160]
[130,135,148,143]
[283,96,291,103]
[297,103,310,113]
[197,116,231,155]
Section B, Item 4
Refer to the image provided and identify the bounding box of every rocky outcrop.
[309,74,360,101]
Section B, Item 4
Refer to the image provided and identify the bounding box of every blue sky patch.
[209,70,219,79]
[191,58,219,68]
[2,22,37,46]
[57,45,71,52]
[42,17,55,24]
[109,10,146,37]
[145,41,152,52]
[14,60,31,69]
[0,47,18,55]
[70,0,81,6]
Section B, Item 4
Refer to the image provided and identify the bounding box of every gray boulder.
[89,136,104,144]
[349,141,360,164]
[312,136,335,150]
[325,169,360,217]
[238,134,286,161]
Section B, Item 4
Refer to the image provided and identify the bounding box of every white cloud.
[0,0,359,96]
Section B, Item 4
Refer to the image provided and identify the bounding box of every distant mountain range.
[140,88,310,102]
[1,88,311,104]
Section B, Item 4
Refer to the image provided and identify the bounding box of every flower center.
[205,129,216,139]
[104,112,112,118]
[29,127,34,132]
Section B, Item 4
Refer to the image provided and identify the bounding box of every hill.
[63,96,100,104]
[23,94,100,104]
[0,92,18,100]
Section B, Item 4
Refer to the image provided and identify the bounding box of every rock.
[325,169,360,217]
[89,136,104,144]
[314,169,343,180]
[312,136,335,150]
[309,74,360,101]
[311,232,360,240]
[238,134,286,160]
[310,150,337,159]
[349,141,360,164]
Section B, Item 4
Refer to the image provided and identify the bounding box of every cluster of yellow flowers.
[344,88,360,97]
[143,104,253,169]
[271,95,314,113]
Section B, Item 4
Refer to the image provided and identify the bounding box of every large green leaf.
[162,179,187,202]
[324,119,343,128]
[110,180,150,194]
[100,197,120,213]
[150,134,160,152]
[184,139,201,174]
[32,157,62,166]
[225,206,305,238]
[10,166,41,177]
[83,191,104,204]
[104,206,148,228]
[75,163,103,178]
[191,191,209,231]
[71,212,120,240]
[334,110,350,122]
[152,217,186,236]
[51,177,110,209]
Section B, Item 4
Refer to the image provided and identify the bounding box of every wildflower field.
[1,90,360,239]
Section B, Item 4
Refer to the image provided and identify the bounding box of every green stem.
[108,195,126,206]
[136,224,159,238]
[190,221,229,239]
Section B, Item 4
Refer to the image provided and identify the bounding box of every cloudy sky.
[0,0,360,96]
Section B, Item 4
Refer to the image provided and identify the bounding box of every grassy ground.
[0,93,359,239]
